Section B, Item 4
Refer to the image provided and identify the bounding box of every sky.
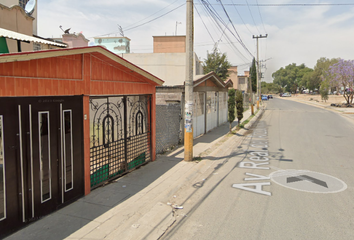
[36,0,354,82]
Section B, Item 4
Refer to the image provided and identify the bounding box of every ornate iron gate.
[89,95,151,189]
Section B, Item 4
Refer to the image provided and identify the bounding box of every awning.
[0,28,66,47]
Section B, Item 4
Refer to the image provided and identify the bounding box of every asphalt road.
[161,98,354,240]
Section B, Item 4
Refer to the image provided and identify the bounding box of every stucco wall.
[121,52,203,86]
[62,34,89,48]
[122,52,186,86]
[0,4,34,52]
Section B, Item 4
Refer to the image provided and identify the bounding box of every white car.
[282,93,291,97]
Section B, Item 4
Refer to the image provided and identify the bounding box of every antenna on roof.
[25,0,36,15]
[118,25,124,37]
[59,26,71,34]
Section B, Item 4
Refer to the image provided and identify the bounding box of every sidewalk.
[5,107,260,240]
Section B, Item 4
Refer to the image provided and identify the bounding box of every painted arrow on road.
[287,175,328,188]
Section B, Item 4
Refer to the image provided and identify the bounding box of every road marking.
[233,122,272,196]
[270,169,347,193]
[232,182,271,196]
[287,175,328,188]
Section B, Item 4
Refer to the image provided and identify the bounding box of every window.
[39,112,51,202]
[0,116,6,220]
[63,110,73,191]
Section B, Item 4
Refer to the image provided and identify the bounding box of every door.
[0,96,84,238]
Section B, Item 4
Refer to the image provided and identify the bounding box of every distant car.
[282,93,291,97]
[268,95,273,99]
[262,95,268,100]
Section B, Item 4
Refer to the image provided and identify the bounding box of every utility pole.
[184,0,194,161]
[253,34,267,109]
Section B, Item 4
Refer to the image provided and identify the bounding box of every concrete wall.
[63,33,89,48]
[238,76,249,92]
[156,103,181,154]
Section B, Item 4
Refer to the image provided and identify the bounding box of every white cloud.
[37,0,354,82]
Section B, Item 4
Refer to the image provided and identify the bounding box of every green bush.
[228,89,236,132]
[236,90,243,126]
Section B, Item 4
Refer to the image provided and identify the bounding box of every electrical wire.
[255,0,267,33]
[230,0,253,35]
[91,3,185,38]
[194,4,215,43]
[244,0,261,34]
[123,0,182,30]
[202,0,253,63]
[196,3,354,7]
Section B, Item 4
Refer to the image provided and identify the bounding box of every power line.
[125,3,185,32]
[123,0,181,29]
[199,0,253,61]
[91,3,185,38]
[230,0,253,35]
[195,3,354,7]
[194,4,215,43]
[255,0,267,33]
[244,0,261,34]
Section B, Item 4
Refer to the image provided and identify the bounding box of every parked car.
[268,94,273,99]
[262,95,268,100]
[282,92,291,97]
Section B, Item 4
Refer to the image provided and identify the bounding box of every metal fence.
[89,95,151,189]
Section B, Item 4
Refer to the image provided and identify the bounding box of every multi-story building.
[94,36,131,54]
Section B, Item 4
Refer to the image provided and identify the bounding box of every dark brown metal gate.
[0,96,84,238]
[89,95,152,189]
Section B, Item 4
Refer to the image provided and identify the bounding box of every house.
[156,72,233,151]
[228,66,250,93]
[94,36,131,54]
[0,46,163,237]
[120,36,232,153]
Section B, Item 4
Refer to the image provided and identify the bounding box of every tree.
[327,58,354,104]
[272,63,313,93]
[303,57,339,91]
[236,90,243,126]
[203,48,232,81]
[320,83,329,102]
[250,58,257,92]
[228,89,236,132]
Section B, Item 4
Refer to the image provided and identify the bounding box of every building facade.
[94,36,131,54]
[0,3,66,53]
[0,46,163,237]
[1,0,37,35]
